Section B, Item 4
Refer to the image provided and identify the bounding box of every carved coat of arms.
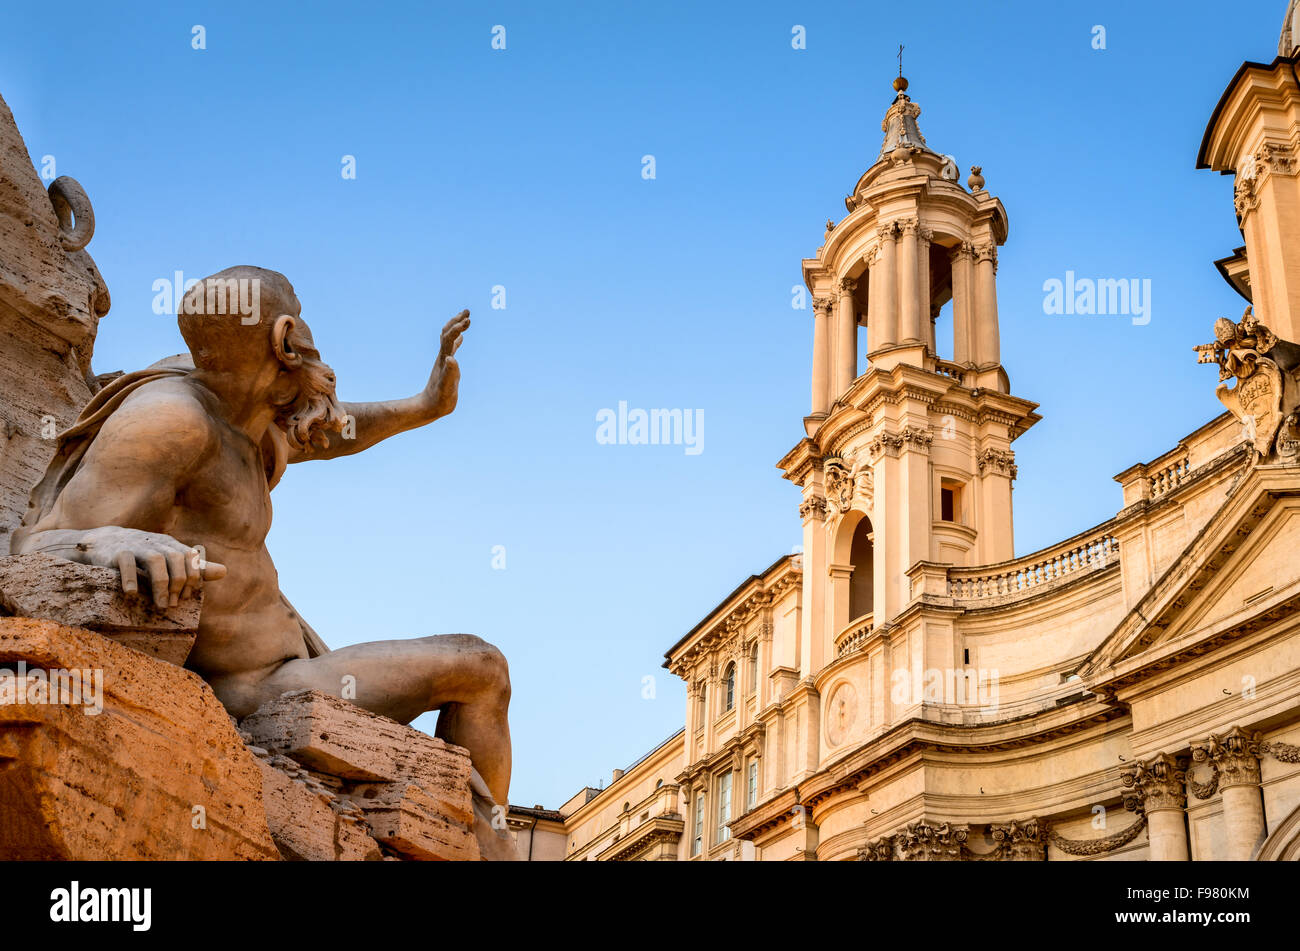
[823,451,874,516]
[1197,307,1300,460]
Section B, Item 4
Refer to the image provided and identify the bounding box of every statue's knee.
[475,641,510,697]
[430,634,510,696]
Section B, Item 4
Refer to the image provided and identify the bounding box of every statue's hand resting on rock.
[22,525,226,607]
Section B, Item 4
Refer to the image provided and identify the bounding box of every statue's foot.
[469,768,518,862]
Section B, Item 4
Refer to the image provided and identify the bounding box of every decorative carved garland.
[1045,815,1148,857]
[1186,760,1219,801]
[1262,740,1300,764]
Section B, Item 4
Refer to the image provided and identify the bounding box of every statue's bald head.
[177,266,299,371]
[177,266,346,450]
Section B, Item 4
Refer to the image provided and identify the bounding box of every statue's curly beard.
[276,354,347,451]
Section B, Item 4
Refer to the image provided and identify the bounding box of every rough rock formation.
[0,553,199,663]
[241,689,513,861]
[0,93,111,555]
[0,617,279,860]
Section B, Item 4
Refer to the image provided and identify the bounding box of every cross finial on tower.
[894,44,909,93]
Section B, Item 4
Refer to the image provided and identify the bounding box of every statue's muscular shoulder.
[97,377,223,468]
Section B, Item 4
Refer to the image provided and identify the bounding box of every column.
[876,223,899,348]
[1194,727,1266,862]
[684,681,698,762]
[864,247,881,356]
[949,243,975,365]
[730,746,744,834]
[679,777,695,859]
[810,296,833,415]
[835,278,858,395]
[798,492,829,677]
[1122,753,1189,861]
[898,219,921,343]
[973,243,1000,367]
[917,226,933,351]
[757,617,773,709]
[733,642,749,730]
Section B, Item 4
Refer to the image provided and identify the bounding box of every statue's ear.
[271,314,303,369]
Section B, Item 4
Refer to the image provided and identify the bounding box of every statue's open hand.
[71,526,227,608]
[425,310,470,418]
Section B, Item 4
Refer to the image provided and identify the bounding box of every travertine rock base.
[0,617,278,860]
[241,689,516,861]
[0,92,109,556]
[0,553,199,664]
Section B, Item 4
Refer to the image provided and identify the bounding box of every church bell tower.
[779,74,1041,676]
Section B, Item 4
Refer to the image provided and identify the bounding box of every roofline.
[1197,55,1299,171]
[660,552,797,666]
[1214,246,1251,302]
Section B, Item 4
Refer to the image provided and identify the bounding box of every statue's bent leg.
[225,634,511,804]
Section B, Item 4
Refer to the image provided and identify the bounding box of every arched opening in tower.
[849,515,875,621]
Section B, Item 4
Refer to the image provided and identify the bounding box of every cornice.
[728,699,1123,841]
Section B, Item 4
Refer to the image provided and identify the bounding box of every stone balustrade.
[834,612,874,657]
[1149,453,1191,499]
[947,527,1119,605]
[932,359,969,385]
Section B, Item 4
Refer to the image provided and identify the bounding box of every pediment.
[1082,465,1300,690]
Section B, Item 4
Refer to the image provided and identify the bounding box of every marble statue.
[11,266,512,805]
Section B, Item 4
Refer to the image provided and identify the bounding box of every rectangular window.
[717,771,732,843]
[941,486,955,522]
[693,793,704,856]
[746,761,758,810]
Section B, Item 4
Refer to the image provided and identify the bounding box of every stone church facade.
[519,5,1300,861]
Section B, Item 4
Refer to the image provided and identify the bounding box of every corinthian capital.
[949,240,975,262]
[897,819,968,861]
[812,297,834,318]
[1121,753,1188,814]
[989,817,1046,861]
[837,277,857,296]
[1192,726,1263,790]
[799,496,828,521]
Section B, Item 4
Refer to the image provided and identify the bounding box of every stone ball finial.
[893,75,909,93]
[968,165,985,191]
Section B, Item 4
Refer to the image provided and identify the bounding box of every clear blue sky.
[0,1,1278,808]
